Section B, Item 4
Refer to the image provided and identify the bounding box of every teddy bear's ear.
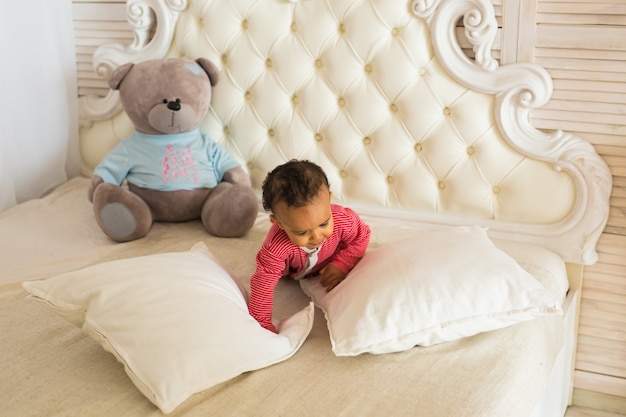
[107,62,135,90]
[195,58,219,87]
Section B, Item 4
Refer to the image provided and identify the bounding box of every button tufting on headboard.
[151,2,576,225]
[78,0,611,263]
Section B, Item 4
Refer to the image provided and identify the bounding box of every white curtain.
[0,0,79,213]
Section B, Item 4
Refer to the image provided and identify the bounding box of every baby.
[248,159,371,333]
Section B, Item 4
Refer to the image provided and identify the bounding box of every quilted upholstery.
[173,0,574,223]
[80,0,575,224]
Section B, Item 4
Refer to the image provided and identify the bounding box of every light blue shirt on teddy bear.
[93,129,240,191]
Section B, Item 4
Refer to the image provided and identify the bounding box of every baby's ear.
[269,214,280,227]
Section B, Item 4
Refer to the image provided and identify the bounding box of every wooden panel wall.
[71,0,626,409]
[72,0,130,97]
[529,1,626,410]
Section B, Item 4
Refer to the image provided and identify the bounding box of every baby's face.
[270,187,333,249]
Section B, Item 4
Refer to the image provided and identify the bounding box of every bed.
[0,0,612,416]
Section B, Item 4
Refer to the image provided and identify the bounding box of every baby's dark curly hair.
[262,159,330,212]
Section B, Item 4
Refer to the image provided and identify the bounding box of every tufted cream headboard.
[79,0,611,265]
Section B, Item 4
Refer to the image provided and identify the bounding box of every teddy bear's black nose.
[164,98,181,111]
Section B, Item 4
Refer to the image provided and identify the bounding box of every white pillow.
[300,226,562,356]
[491,238,569,304]
[22,242,314,414]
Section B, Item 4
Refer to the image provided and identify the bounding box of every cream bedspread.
[0,177,564,417]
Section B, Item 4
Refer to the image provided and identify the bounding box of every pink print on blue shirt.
[162,144,199,185]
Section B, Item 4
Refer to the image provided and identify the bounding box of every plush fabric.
[88,58,258,242]
[300,226,562,356]
[22,242,314,414]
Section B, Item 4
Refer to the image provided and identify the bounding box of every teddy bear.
[87,57,258,242]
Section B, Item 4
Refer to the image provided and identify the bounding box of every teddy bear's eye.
[162,99,168,104]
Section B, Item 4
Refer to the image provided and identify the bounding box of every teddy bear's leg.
[92,183,153,242]
[201,183,258,237]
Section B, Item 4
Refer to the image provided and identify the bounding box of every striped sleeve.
[248,228,296,332]
[328,205,371,274]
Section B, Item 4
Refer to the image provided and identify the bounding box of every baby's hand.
[319,264,345,292]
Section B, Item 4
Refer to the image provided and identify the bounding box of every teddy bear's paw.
[92,184,153,242]
[201,183,258,238]
[97,202,150,242]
